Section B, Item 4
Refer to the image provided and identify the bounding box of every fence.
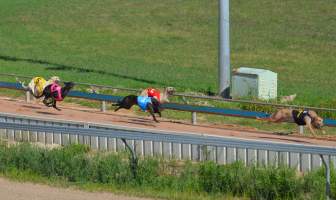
[0,111,335,198]
[0,112,335,171]
[1,80,336,128]
[2,72,336,112]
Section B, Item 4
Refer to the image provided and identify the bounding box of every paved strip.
[0,178,152,200]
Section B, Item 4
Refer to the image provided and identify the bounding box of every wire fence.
[1,72,335,112]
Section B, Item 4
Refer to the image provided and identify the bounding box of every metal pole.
[122,138,138,179]
[320,155,331,200]
[25,91,31,103]
[192,112,197,125]
[101,101,106,112]
[219,0,231,98]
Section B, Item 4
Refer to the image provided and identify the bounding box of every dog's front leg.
[148,104,159,123]
[306,124,316,136]
[52,100,61,111]
[303,117,316,136]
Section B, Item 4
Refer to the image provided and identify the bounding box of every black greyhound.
[113,95,162,122]
[42,82,75,111]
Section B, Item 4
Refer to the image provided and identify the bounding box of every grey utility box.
[231,67,277,100]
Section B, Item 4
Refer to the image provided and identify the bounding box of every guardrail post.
[101,101,106,112]
[299,126,304,134]
[122,138,138,179]
[192,112,197,125]
[84,123,89,129]
[25,91,30,103]
[320,155,331,200]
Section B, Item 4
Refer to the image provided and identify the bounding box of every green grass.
[0,0,335,134]
[0,0,335,106]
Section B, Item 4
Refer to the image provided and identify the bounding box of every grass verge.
[0,142,334,200]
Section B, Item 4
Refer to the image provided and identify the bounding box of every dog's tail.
[256,116,270,121]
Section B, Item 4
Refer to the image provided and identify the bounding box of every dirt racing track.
[1,97,336,148]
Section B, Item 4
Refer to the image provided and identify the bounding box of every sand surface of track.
[0,97,336,147]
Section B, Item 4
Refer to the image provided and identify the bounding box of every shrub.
[93,153,131,185]
[136,157,160,186]
[248,166,304,200]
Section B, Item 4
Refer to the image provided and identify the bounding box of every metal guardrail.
[0,73,141,93]
[1,119,336,156]
[0,111,335,159]
[1,72,336,112]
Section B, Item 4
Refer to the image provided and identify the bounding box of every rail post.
[299,126,304,134]
[101,101,106,112]
[192,112,197,125]
[122,138,138,179]
[320,155,331,200]
[25,91,31,103]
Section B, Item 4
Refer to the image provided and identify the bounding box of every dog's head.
[64,82,75,90]
[50,76,60,83]
[312,116,324,129]
[165,87,176,95]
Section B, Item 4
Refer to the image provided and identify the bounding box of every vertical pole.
[101,101,106,112]
[299,126,304,134]
[320,155,331,200]
[192,112,197,125]
[25,91,31,103]
[219,0,231,98]
[122,138,138,179]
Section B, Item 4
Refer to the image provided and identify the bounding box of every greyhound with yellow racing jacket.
[19,76,60,98]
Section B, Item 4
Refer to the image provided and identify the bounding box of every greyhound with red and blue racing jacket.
[113,95,161,122]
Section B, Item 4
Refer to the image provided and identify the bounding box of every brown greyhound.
[258,109,324,136]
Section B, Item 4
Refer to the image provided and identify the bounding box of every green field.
[0,0,335,135]
[0,0,335,106]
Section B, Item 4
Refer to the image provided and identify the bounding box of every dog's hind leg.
[43,98,54,107]
[111,103,119,106]
[114,106,122,112]
[257,111,285,123]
